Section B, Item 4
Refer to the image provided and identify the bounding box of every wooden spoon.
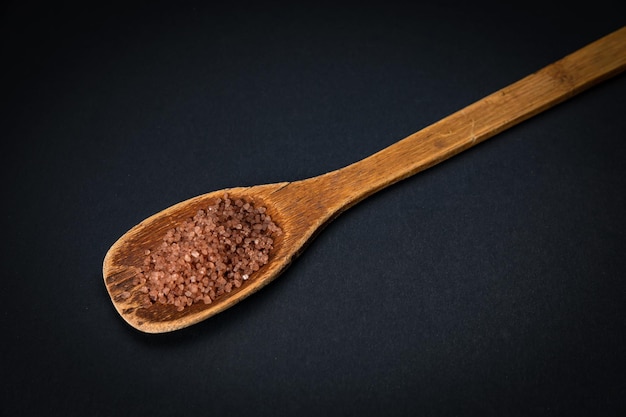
[104,27,626,333]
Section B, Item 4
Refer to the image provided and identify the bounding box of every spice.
[135,194,282,311]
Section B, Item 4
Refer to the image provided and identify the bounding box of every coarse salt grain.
[137,194,281,311]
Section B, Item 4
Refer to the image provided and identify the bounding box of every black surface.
[2,2,625,416]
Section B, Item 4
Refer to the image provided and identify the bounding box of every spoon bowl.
[104,183,301,333]
[104,27,626,333]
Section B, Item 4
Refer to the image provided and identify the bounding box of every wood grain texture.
[103,27,626,333]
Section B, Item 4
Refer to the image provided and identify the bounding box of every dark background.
[2,1,625,416]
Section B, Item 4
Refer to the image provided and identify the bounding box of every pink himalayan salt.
[135,194,281,311]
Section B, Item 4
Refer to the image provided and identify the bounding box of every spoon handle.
[307,26,626,211]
